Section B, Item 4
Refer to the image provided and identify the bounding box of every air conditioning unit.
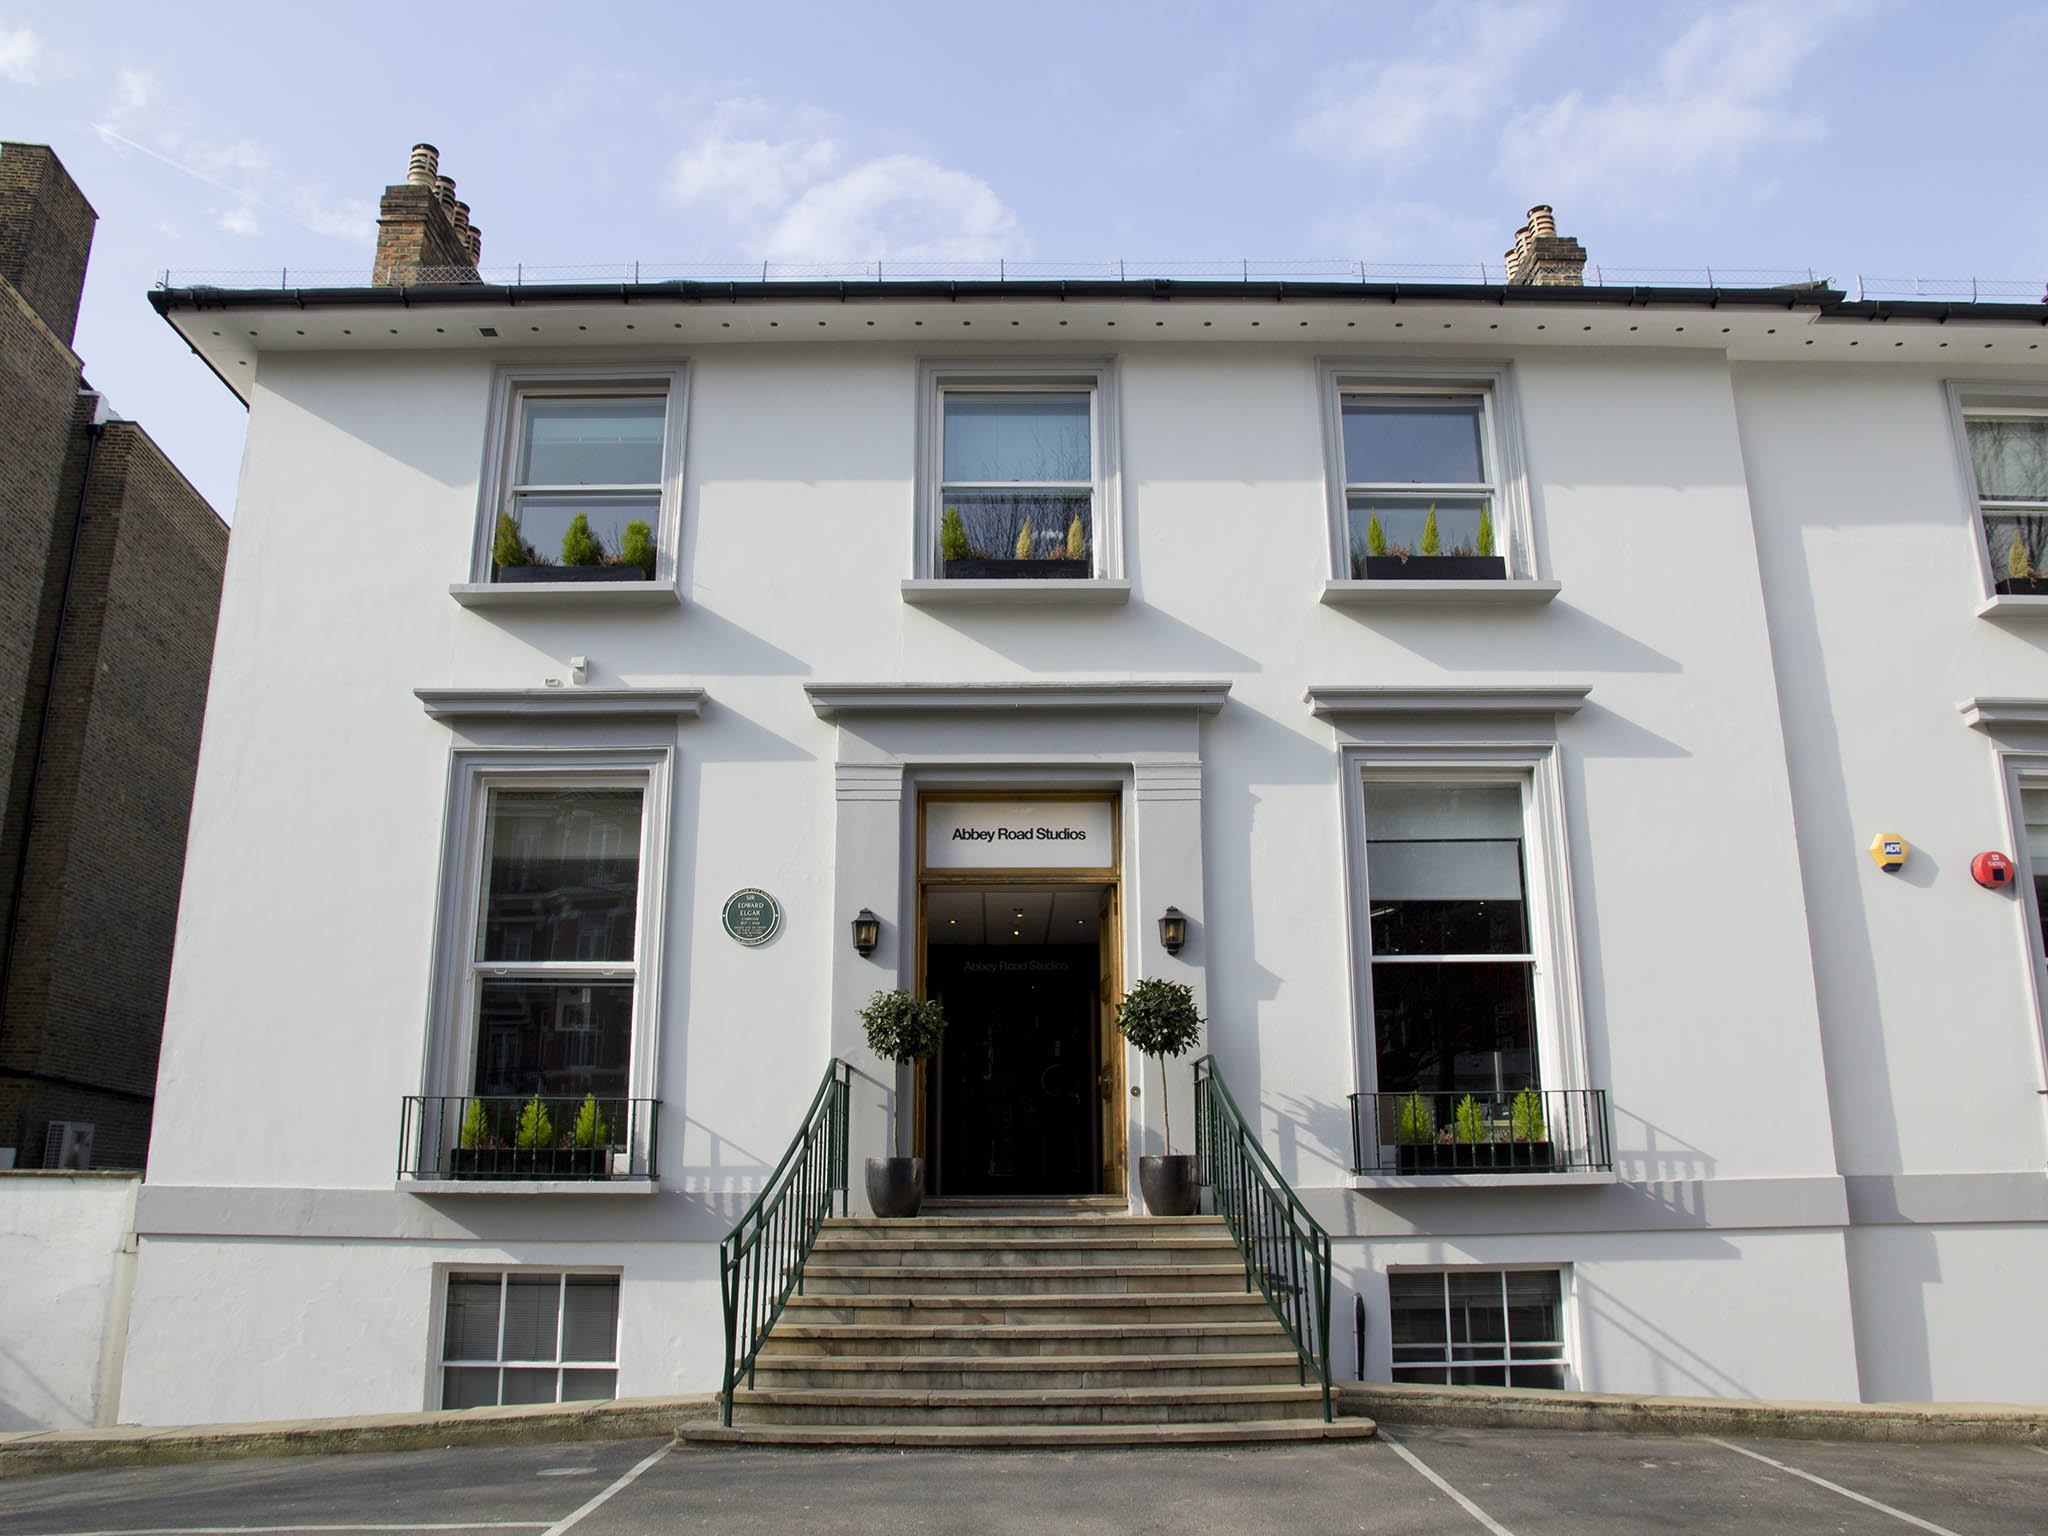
[42,1121,94,1170]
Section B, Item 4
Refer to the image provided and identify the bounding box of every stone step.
[680,1418,1372,1450]
[920,1196,1131,1216]
[826,1216,1223,1241]
[810,1237,1240,1268]
[800,1263,1250,1296]
[749,1352,1305,1391]
[728,1383,1329,1427]
[782,1292,1275,1328]
[678,1417,1376,1449]
[761,1320,1292,1359]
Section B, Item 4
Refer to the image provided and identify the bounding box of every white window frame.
[1384,1265,1574,1389]
[422,746,673,1178]
[914,359,1122,580]
[1341,746,1588,1110]
[1318,361,1534,581]
[470,363,688,590]
[1945,381,2048,605]
[1998,755,2048,1083]
[433,1267,622,1410]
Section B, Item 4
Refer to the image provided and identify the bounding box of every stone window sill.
[398,1178,657,1196]
[450,582,681,611]
[1322,579,1561,609]
[902,579,1131,608]
[1977,594,2048,621]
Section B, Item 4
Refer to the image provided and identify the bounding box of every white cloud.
[0,22,70,85]
[666,97,1026,261]
[1498,1,1864,211]
[764,156,1020,263]
[1293,3,1564,168]
[93,66,372,246]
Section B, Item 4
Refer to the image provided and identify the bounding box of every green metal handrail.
[717,1059,849,1426]
[1193,1054,1334,1421]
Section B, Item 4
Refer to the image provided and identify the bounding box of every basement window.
[440,1270,619,1407]
[1387,1268,1568,1388]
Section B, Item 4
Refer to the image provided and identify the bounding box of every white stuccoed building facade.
[115,172,2048,1424]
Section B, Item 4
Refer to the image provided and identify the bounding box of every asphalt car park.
[2,1426,2045,1535]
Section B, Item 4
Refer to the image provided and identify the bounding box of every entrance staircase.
[683,1196,1373,1448]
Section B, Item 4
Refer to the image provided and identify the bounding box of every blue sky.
[2,0,2039,516]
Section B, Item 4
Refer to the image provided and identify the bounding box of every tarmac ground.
[2,1425,2046,1534]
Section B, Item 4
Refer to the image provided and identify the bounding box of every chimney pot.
[1503,201,1584,287]
[451,200,471,235]
[1527,204,1557,238]
[407,143,439,186]
[433,174,455,211]
[465,226,483,263]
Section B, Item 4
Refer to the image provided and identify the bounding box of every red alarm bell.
[1972,851,2014,889]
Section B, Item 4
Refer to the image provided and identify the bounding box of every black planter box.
[1396,1141,1556,1175]
[448,1147,610,1179]
[1994,576,2048,596]
[942,559,1093,581]
[1363,555,1508,581]
[495,564,649,584]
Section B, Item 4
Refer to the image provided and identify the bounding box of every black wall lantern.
[1158,906,1188,956]
[851,908,881,957]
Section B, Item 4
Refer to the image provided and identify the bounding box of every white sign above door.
[924,799,1115,870]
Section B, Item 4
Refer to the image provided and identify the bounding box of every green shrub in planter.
[1420,504,1441,557]
[1394,1092,1433,1145]
[1452,1094,1487,1145]
[1065,513,1085,561]
[1014,518,1034,560]
[1114,978,1203,1155]
[515,1094,554,1150]
[940,506,970,562]
[860,989,948,1145]
[620,520,656,577]
[1509,1087,1546,1144]
[459,1098,490,1150]
[1477,506,1495,559]
[561,513,604,567]
[493,512,538,570]
[573,1093,609,1149]
[1366,513,1387,558]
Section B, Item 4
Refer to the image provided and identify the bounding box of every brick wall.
[0,142,97,345]
[0,424,226,1169]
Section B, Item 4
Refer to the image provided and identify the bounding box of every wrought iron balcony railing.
[398,1095,660,1182]
[1349,1088,1611,1176]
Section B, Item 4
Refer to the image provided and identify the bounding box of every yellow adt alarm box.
[1869,833,1908,873]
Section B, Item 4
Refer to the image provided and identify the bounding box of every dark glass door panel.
[926,945,1100,1197]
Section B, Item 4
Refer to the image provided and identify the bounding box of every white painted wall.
[123,314,2048,1421]
[1845,1223,2048,1403]
[0,1173,138,1430]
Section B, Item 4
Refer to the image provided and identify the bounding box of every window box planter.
[1395,1141,1556,1175]
[1994,576,2048,597]
[942,558,1094,581]
[1363,555,1507,581]
[494,565,650,584]
[448,1147,611,1179]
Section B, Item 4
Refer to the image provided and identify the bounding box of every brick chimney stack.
[1503,203,1587,287]
[0,142,97,344]
[372,143,482,286]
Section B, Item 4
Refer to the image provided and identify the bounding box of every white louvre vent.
[41,1121,94,1169]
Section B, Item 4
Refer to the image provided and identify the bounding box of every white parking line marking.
[1709,1438,1962,1535]
[539,1443,670,1536]
[1378,1431,1516,1536]
[26,1527,550,1535]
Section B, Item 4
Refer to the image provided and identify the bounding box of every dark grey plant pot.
[942,558,1092,580]
[1138,1154,1199,1216]
[866,1156,925,1217]
[1361,555,1506,581]
[495,564,648,583]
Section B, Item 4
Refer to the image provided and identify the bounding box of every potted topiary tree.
[513,1093,554,1177]
[452,1097,506,1179]
[495,511,648,584]
[860,988,948,1216]
[1392,1091,1436,1175]
[1359,501,1509,582]
[566,1093,610,1179]
[1506,1086,1554,1172]
[1115,977,1204,1215]
[620,520,657,580]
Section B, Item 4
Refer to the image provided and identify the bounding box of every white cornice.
[1305,684,1591,721]
[415,687,707,722]
[1959,697,2048,735]
[805,681,1231,721]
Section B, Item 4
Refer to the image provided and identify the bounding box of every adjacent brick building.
[0,142,228,1170]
